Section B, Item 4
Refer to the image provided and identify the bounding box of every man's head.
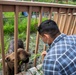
[37,20,60,45]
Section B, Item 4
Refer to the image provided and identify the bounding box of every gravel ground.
[0,70,2,75]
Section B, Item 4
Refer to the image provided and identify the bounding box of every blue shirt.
[43,33,76,75]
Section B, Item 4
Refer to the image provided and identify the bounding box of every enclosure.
[0,0,76,75]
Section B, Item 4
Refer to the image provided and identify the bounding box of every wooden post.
[63,9,70,34]
[14,6,19,74]
[26,6,32,51]
[34,7,43,67]
[0,5,6,75]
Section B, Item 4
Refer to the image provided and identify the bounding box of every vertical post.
[73,16,76,34]
[34,7,43,67]
[67,9,75,34]
[70,15,75,35]
[57,8,61,29]
[0,5,6,75]
[14,5,19,74]
[63,9,70,34]
[26,6,32,51]
[48,8,53,19]
[60,14,66,33]
[63,9,74,34]
[53,13,58,23]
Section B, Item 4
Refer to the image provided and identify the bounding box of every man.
[37,20,76,75]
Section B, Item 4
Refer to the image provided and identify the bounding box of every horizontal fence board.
[19,6,29,12]
[0,1,76,12]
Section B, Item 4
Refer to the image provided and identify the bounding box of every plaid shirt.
[43,33,76,75]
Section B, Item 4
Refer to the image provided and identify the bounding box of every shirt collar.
[47,33,67,52]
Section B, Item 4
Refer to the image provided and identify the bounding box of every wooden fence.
[0,1,76,75]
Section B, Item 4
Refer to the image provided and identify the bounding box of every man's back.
[43,33,76,75]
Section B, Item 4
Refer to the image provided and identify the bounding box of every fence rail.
[0,1,76,75]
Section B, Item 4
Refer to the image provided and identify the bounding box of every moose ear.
[5,57,10,62]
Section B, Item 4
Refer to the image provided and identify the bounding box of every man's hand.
[41,51,47,56]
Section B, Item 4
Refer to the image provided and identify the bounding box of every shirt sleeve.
[42,57,61,75]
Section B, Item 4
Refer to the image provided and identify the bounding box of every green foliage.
[4,35,10,53]
[30,53,41,60]
[30,18,38,33]
[18,32,26,39]
[18,18,27,33]
[4,24,14,35]
[28,0,76,5]
[38,0,53,2]
[3,12,14,17]
[3,14,38,35]
[73,0,76,2]
[68,1,76,5]
[0,63,2,70]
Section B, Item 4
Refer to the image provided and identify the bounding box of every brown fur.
[5,48,31,75]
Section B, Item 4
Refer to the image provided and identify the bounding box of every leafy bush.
[3,12,38,35]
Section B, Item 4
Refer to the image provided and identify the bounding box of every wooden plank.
[64,10,74,34]
[34,7,43,67]
[43,7,50,12]
[32,6,40,12]
[60,14,66,33]
[48,7,53,19]
[63,9,70,34]
[57,8,62,29]
[14,5,19,74]
[58,14,63,31]
[19,6,29,12]
[60,8,66,14]
[73,26,76,35]
[0,1,76,9]
[26,6,32,51]
[71,15,76,34]
[0,5,6,75]
[3,5,15,12]
[67,9,75,34]
[53,13,58,24]
[68,14,75,35]
[42,44,46,61]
